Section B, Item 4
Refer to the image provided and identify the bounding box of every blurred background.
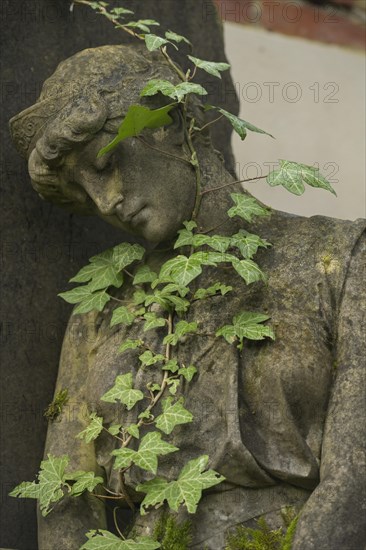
[212,0,365,219]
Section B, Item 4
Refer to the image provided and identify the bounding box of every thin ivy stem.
[200,174,269,196]
[197,114,224,133]
[137,137,191,165]
[113,507,126,540]
[161,46,186,82]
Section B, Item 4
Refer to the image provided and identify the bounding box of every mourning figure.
[10,45,365,549]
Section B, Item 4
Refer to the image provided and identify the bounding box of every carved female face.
[58,121,197,243]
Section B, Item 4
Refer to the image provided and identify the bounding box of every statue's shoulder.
[258,209,365,256]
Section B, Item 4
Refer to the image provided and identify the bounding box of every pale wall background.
[223,23,365,220]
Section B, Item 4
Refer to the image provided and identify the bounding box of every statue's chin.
[99,210,179,244]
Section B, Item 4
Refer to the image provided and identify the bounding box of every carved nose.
[96,195,124,216]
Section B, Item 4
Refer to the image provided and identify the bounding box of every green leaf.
[99,105,174,156]
[58,284,96,305]
[139,350,165,366]
[232,258,266,285]
[76,413,103,443]
[228,193,270,222]
[267,160,336,196]
[108,424,122,436]
[125,19,159,33]
[143,312,166,332]
[193,283,232,300]
[137,455,224,515]
[70,247,124,292]
[187,56,230,79]
[100,373,144,410]
[111,306,136,327]
[174,82,207,102]
[215,107,274,140]
[183,220,197,231]
[174,227,194,248]
[81,531,161,550]
[160,283,190,297]
[165,30,192,46]
[162,359,179,373]
[112,431,178,474]
[159,254,203,287]
[133,265,158,285]
[163,320,198,346]
[145,34,169,51]
[216,311,275,346]
[126,424,140,439]
[113,243,145,271]
[155,397,193,434]
[118,339,144,353]
[178,365,197,382]
[37,455,70,516]
[66,471,103,496]
[110,7,134,16]
[167,378,180,395]
[204,234,231,253]
[140,79,177,99]
[230,231,271,259]
[140,80,207,102]
[9,481,40,500]
[73,290,110,315]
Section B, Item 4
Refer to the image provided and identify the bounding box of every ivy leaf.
[112,431,178,474]
[133,265,158,285]
[111,306,136,327]
[232,258,266,285]
[204,234,231,253]
[228,193,270,222]
[100,373,144,410]
[72,290,110,315]
[167,378,180,395]
[141,80,207,102]
[159,255,203,286]
[9,481,40,500]
[145,34,169,51]
[230,231,271,259]
[137,455,224,515]
[139,350,165,366]
[140,79,177,99]
[167,455,224,512]
[99,105,174,156]
[193,283,232,300]
[110,7,134,16]
[183,220,197,231]
[66,471,103,496]
[165,30,192,46]
[174,227,194,248]
[126,424,140,439]
[216,311,275,346]
[162,360,179,373]
[159,284,190,297]
[173,82,207,102]
[155,397,193,434]
[178,365,197,382]
[118,339,144,353]
[58,284,96,305]
[124,19,159,33]
[163,320,198,346]
[81,531,161,550]
[267,160,336,196]
[69,248,124,292]
[113,243,145,271]
[143,312,166,332]
[76,413,103,443]
[108,424,122,436]
[187,56,230,79]
[214,107,274,140]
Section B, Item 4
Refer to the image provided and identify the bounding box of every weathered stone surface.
[1,3,237,548]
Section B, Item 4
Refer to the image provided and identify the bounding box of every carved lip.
[117,205,145,225]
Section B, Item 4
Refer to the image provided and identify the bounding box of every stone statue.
[10,45,365,550]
